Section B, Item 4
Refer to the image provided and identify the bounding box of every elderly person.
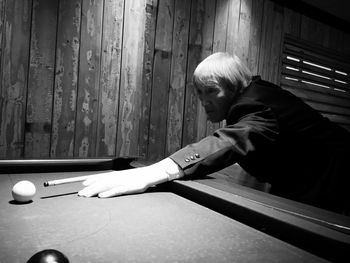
[79,52,350,214]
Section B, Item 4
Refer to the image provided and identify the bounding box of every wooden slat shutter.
[281,34,350,131]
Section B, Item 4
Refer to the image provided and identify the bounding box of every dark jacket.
[170,76,350,212]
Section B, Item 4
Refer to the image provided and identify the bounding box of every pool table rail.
[168,179,350,263]
[0,157,137,174]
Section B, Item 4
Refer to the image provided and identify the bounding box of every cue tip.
[43,181,49,187]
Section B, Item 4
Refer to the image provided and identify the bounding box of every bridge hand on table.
[78,158,183,198]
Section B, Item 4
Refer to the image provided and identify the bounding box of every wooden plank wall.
[1,0,349,160]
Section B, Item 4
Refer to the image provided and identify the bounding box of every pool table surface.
[0,158,349,263]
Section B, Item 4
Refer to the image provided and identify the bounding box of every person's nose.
[199,95,211,107]
[200,98,211,107]
[202,101,210,108]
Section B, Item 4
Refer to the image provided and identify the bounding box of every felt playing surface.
[0,171,328,263]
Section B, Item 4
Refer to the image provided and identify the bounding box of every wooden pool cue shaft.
[44,175,92,187]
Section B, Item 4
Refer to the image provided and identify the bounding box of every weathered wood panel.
[343,32,350,56]
[235,0,251,65]
[147,0,174,160]
[258,0,284,84]
[0,0,5,84]
[327,27,345,54]
[165,0,191,156]
[225,0,240,56]
[96,0,124,157]
[269,3,284,85]
[247,0,263,75]
[117,0,147,157]
[74,0,103,158]
[213,0,229,53]
[301,16,331,48]
[1,0,350,160]
[0,0,32,159]
[138,0,158,158]
[0,0,5,124]
[205,0,230,136]
[283,7,301,38]
[194,0,216,143]
[182,0,216,147]
[51,0,82,158]
[25,0,58,158]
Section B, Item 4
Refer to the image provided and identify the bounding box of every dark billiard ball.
[27,249,69,263]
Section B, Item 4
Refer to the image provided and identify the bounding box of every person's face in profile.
[196,84,235,122]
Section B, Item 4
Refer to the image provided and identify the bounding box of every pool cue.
[43,175,92,187]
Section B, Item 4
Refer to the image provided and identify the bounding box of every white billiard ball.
[12,180,36,203]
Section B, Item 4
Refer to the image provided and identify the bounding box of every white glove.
[78,158,183,198]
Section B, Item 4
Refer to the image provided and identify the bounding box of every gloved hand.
[78,158,183,198]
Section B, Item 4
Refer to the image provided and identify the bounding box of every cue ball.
[27,249,69,263]
[12,180,36,203]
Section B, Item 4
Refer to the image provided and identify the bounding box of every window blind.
[281,34,350,131]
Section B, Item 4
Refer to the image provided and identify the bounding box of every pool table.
[0,158,349,263]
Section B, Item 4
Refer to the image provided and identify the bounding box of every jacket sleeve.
[169,102,280,178]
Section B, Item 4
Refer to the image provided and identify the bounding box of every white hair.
[193,52,252,92]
